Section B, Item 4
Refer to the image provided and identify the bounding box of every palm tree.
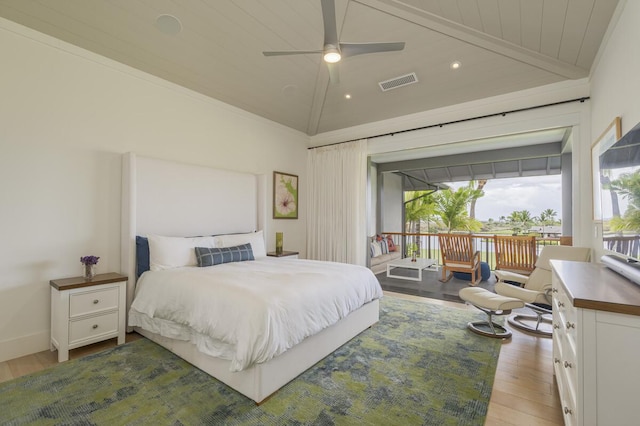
[404,191,436,257]
[508,210,534,235]
[601,169,622,217]
[433,186,482,232]
[539,208,558,225]
[609,170,640,231]
[468,179,487,220]
[404,191,435,234]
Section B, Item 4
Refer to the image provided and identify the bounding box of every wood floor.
[0,292,562,425]
[389,291,563,425]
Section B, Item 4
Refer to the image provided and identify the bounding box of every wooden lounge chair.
[493,235,537,275]
[438,233,481,285]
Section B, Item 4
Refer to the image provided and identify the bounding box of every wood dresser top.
[551,260,640,316]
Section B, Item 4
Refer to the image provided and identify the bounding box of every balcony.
[380,232,569,271]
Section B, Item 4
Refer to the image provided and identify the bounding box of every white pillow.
[371,241,382,258]
[216,230,266,258]
[148,235,218,271]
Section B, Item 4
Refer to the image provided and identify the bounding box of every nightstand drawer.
[69,312,119,344]
[69,287,119,318]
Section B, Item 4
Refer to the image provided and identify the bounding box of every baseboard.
[0,331,49,363]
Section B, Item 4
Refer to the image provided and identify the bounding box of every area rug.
[0,297,501,425]
[377,270,496,303]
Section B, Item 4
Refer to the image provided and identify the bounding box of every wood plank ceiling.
[0,0,619,136]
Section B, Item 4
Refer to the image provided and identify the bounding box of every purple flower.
[80,255,100,265]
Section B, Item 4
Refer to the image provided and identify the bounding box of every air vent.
[378,72,418,91]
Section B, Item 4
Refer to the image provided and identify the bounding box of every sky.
[446,175,562,221]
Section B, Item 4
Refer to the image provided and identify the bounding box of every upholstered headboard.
[120,153,267,315]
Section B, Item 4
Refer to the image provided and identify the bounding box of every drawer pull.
[566,322,575,329]
[564,407,573,415]
[552,288,558,293]
[554,358,560,364]
[564,361,573,369]
[558,301,565,307]
[553,323,560,330]
[93,299,99,304]
[92,324,98,329]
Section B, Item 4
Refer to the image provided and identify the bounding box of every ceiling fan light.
[323,46,341,63]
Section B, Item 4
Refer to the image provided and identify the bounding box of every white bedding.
[128,258,382,371]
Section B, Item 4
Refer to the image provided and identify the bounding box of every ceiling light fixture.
[450,61,461,70]
[323,45,341,63]
[345,94,351,99]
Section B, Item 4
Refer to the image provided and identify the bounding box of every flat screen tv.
[595,120,640,268]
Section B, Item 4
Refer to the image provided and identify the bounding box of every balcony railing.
[381,232,566,270]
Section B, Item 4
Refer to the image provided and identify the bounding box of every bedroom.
[1,0,639,423]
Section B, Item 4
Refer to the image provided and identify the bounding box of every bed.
[121,153,382,403]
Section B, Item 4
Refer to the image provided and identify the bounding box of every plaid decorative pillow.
[195,243,255,267]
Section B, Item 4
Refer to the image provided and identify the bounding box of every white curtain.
[306,139,368,265]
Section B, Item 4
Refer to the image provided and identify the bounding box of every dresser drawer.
[554,286,575,324]
[554,284,578,351]
[560,387,577,426]
[69,311,119,345]
[69,286,119,318]
[554,334,578,426]
[560,334,578,401]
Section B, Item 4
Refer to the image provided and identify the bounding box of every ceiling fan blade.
[263,50,323,57]
[340,42,405,58]
[327,62,340,84]
[321,0,339,47]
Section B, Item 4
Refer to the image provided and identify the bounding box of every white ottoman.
[459,287,525,338]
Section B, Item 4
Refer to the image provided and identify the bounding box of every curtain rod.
[307,96,590,150]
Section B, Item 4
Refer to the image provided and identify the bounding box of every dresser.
[50,273,127,362]
[550,260,640,426]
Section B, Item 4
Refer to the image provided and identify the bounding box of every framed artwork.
[273,171,298,219]
[591,117,621,220]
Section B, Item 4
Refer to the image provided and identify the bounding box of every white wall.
[590,1,639,139]
[589,0,640,259]
[0,18,309,362]
[381,172,403,233]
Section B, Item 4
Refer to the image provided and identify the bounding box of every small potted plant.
[80,255,100,280]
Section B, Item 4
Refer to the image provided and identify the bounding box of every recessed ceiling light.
[450,61,461,70]
[345,94,351,99]
[155,14,182,35]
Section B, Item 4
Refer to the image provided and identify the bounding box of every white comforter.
[128,258,382,371]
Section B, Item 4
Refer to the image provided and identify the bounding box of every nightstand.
[50,272,127,362]
[266,251,299,259]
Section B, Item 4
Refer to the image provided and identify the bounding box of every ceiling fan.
[262,0,405,82]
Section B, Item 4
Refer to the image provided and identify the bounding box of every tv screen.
[597,121,640,261]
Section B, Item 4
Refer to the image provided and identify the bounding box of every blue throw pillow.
[136,236,150,277]
[195,244,255,267]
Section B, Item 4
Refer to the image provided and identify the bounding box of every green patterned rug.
[0,297,501,425]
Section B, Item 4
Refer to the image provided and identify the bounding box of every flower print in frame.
[273,171,298,219]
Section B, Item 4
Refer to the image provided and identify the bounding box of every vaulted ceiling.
[0,0,618,136]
